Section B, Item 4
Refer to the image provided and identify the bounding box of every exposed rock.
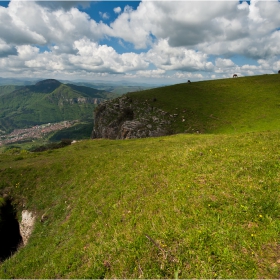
[64,97,105,105]
[92,96,172,140]
[20,210,35,246]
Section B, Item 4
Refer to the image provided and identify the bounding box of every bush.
[60,139,72,146]
[30,139,72,152]
[117,107,134,123]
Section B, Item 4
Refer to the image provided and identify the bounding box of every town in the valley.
[0,121,78,146]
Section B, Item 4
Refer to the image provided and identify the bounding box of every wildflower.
[259,214,263,218]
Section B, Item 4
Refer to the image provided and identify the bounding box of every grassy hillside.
[110,85,154,95]
[0,131,279,278]
[126,74,280,134]
[0,75,279,278]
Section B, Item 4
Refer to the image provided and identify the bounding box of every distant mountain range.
[0,76,165,87]
[0,77,39,86]
[0,76,158,96]
[0,79,116,133]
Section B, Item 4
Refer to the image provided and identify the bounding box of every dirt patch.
[257,242,280,278]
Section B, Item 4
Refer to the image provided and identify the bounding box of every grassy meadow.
[127,74,280,134]
[0,74,280,278]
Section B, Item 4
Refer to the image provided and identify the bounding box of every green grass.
[0,75,279,278]
[111,86,154,95]
[127,74,280,134]
[0,131,279,278]
[0,139,53,154]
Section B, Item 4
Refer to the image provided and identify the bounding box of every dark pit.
[0,199,22,262]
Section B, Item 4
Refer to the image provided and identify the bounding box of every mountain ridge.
[0,79,116,134]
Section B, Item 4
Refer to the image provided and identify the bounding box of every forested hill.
[0,79,116,133]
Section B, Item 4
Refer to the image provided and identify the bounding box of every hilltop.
[27,79,62,93]
[93,74,280,139]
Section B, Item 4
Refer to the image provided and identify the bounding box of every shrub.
[117,107,134,123]
[30,139,72,152]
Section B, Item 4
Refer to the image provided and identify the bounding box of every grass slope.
[0,75,279,278]
[0,131,279,278]
[127,74,280,134]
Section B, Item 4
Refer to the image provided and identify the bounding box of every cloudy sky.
[0,0,280,84]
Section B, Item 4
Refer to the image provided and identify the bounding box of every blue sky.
[0,0,280,85]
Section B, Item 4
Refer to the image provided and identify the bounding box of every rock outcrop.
[20,210,35,246]
[92,96,172,140]
[60,97,105,105]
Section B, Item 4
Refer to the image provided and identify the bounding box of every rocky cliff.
[91,96,173,140]
[60,97,105,105]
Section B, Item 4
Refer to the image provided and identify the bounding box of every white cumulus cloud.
[69,39,149,74]
[99,12,109,20]
[146,39,214,72]
[0,0,280,83]
[114,7,121,14]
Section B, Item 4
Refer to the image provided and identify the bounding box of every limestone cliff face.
[91,96,172,140]
[62,97,104,105]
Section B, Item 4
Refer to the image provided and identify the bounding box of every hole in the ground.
[0,199,23,262]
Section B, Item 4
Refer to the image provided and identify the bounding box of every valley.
[0,120,77,146]
[0,79,115,135]
[0,79,116,149]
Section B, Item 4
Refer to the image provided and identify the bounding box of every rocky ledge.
[91,96,173,140]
